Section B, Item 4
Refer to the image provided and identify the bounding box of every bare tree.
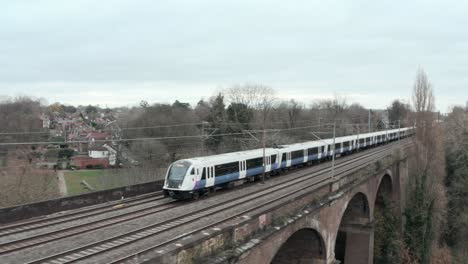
[412,68,435,113]
[224,84,277,128]
[411,68,437,148]
[312,94,348,124]
[404,68,449,263]
[286,99,303,128]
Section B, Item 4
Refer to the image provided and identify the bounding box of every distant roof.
[87,131,109,140]
[88,145,108,151]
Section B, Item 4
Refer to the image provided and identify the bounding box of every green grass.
[63,167,163,196]
[63,170,107,196]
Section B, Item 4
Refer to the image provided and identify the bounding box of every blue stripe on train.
[194,163,281,190]
[214,172,241,185]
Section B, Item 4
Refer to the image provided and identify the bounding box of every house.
[40,115,51,129]
[87,132,109,143]
[88,145,109,159]
[103,144,118,166]
[85,144,118,166]
[71,155,109,169]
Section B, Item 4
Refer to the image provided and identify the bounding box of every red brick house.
[71,155,109,169]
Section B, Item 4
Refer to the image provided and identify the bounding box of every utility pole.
[398,120,401,142]
[262,127,266,184]
[331,122,336,180]
[385,120,388,142]
[201,121,205,155]
[368,109,371,133]
[317,109,321,128]
[356,125,360,149]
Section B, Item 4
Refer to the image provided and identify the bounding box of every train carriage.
[163,148,280,199]
[163,127,413,200]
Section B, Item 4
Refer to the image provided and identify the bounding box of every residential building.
[103,144,118,166]
[71,155,109,169]
[88,145,109,159]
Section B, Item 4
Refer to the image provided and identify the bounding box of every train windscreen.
[168,162,191,181]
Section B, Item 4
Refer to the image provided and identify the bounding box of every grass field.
[63,167,164,196]
[63,170,107,195]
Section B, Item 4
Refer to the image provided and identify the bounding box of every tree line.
[119,84,411,170]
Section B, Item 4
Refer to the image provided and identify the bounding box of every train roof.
[181,148,278,165]
[173,127,413,166]
[279,127,410,149]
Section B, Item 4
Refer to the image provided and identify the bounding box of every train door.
[303,149,308,163]
[205,166,215,187]
[239,160,247,179]
[265,155,271,172]
[272,153,278,170]
[286,152,292,167]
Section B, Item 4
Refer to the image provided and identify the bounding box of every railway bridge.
[0,141,411,264]
[132,142,411,264]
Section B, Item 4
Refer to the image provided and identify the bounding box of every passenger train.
[163,127,413,199]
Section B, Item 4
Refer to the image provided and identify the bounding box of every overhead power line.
[0,131,49,135]
[0,122,401,146]
[0,115,386,136]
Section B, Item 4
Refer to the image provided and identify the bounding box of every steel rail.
[110,144,408,263]
[0,199,180,254]
[24,141,407,264]
[0,191,165,236]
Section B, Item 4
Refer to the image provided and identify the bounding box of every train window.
[215,162,240,176]
[321,146,325,153]
[271,154,277,164]
[335,143,341,150]
[308,147,318,155]
[190,168,195,175]
[366,137,371,143]
[281,153,286,162]
[343,141,350,148]
[359,138,365,144]
[201,168,206,180]
[246,157,263,169]
[291,150,303,160]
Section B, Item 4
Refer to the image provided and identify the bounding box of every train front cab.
[163,160,199,199]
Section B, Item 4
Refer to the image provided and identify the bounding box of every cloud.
[0,0,467,112]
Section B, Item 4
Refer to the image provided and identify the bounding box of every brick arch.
[376,169,393,188]
[334,191,372,264]
[270,227,327,264]
[260,217,329,264]
[374,173,393,207]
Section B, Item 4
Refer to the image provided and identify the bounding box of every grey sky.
[1,0,466,111]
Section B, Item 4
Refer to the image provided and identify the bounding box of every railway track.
[0,198,179,254]
[18,141,406,264]
[0,191,166,237]
[110,143,407,264]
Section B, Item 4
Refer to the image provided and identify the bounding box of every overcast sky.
[1,0,466,112]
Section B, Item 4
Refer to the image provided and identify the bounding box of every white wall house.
[103,144,118,166]
[88,149,109,159]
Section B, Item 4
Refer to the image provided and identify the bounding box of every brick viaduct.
[236,158,407,264]
[155,148,411,264]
